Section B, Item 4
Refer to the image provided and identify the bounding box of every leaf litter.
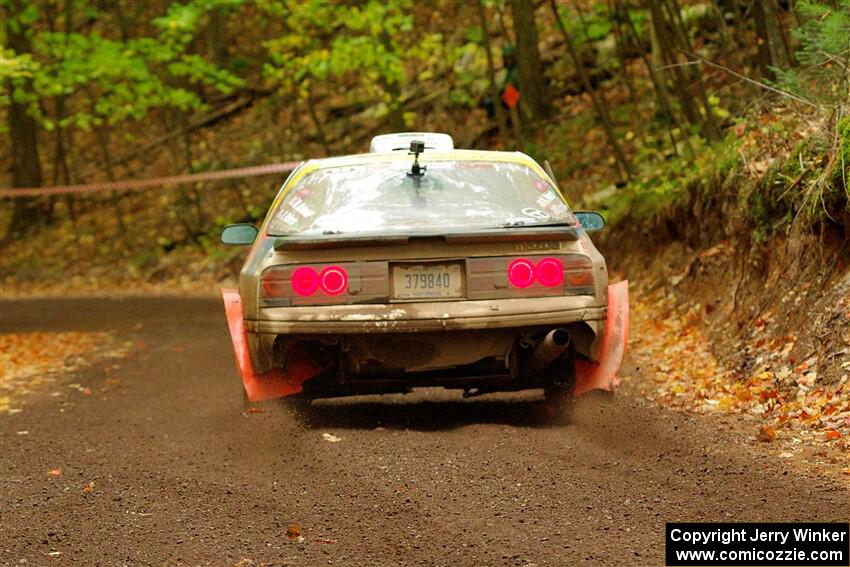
[625,288,850,475]
[0,331,130,414]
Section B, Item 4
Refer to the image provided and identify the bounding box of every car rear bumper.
[246,296,607,334]
[223,282,629,402]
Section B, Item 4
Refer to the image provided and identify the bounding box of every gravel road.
[1,297,847,566]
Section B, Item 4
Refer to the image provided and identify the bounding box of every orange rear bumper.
[574,280,629,396]
[222,288,319,401]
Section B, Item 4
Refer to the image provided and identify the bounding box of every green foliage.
[774,0,850,107]
[605,134,741,224]
[261,0,442,116]
[555,3,611,45]
[836,116,850,190]
[768,1,850,220]
[2,0,243,132]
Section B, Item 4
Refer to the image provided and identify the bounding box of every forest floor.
[1,297,848,565]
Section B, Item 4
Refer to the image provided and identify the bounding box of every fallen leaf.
[322,433,341,443]
[48,468,63,477]
[83,481,94,493]
[286,524,301,540]
[757,425,777,442]
[825,430,841,441]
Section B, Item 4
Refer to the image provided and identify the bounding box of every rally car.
[220,132,628,409]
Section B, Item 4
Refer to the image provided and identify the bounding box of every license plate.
[392,263,463,300]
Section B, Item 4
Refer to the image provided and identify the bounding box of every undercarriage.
[271,323,594,398]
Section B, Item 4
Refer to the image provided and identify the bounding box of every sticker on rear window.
[521,207,551,220]
[287,196,315,218]
[534,180,550,192]
[275,210,298,226]
[536,193,556,208]
[549,202,568,215]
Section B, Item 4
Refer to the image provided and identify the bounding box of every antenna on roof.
[407,140,427,178]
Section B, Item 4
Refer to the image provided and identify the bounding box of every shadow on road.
[283,390,619,432]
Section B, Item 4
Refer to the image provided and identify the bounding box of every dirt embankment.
[600,167,850,462]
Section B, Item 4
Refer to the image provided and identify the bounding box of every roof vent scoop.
[369,132,454,153]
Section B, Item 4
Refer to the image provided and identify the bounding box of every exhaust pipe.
[527,329,570,376]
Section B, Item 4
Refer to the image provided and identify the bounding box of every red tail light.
[467,254,595,300]
[291,267,320,296]
[507,258,536,288]
[507,257,565,288]
[535,257,564,287]
[261,262,388,306]
[319,266,348,295]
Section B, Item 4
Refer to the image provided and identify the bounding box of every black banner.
[666,523,849,566]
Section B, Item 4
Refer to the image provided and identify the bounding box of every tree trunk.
[5,0,44,240]
[305,86,332,155]
[649,0,700,129]
[206,5,230,68]
[607,0,637,105]
[162,112,202,242]
[661,0,721,140]
[48,1,76,223]
[511,0,551,122]
[650,0,721,141]
[53,96,77,222]
[478,0,510,145]
[177,110,206,229]
[93,125,128,234]
[617,0,683,155]
[550,0,632,180]
[754,0,792,79]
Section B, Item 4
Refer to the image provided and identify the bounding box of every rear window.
[267,160,575,237]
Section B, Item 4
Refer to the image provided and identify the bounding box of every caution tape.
[0,161,301,198]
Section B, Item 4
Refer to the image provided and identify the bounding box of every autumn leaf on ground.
[48,468,63,477]
[286,524,302,540]
[757,425,776,443]
[0,332,129,413]
[825,430,841,441]
[83,481,95,493]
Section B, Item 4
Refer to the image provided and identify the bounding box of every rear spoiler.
[274,226,580,251]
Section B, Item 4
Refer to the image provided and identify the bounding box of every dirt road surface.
[1,297,848,566]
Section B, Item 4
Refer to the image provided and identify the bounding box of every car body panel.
[222,144,628,401]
